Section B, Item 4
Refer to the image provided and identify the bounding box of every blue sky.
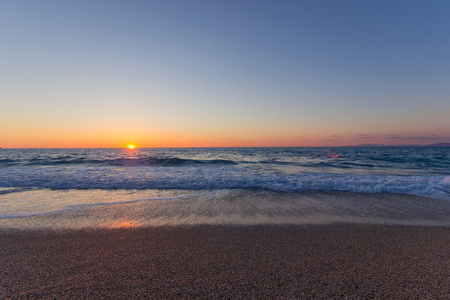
[1,0,449,147]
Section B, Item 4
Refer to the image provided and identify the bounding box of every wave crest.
[0,167,448,200]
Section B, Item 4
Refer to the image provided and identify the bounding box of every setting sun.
[128,144,135,150]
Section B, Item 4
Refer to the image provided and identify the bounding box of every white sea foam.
[1,166,448,200]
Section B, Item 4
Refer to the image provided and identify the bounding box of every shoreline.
[2,224,449,298]
[1,190,449,230]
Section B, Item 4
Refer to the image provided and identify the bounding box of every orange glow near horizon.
[0,126,448,148]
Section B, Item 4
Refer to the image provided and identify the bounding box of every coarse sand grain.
[1,224,449,299]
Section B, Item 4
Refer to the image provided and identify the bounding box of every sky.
[1,0,449,148]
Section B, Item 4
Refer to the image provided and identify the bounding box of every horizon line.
[1,143,449,150]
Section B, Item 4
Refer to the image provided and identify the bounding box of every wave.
[1,167,449,200]
[106,157,239,167]
[1,148,449,201]
[0,159,17,166]
[1,153,448,176]
[0,157,239,167]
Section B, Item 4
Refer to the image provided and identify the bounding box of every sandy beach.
[1,224,449,299]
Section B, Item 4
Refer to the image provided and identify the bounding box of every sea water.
[0,147,449,229]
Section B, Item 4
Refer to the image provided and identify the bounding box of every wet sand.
[1,224,449,299]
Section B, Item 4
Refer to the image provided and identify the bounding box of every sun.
[127,144,135,150]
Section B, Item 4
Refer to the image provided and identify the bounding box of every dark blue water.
[0,147,449,199]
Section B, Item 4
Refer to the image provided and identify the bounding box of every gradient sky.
[1,0,449,148]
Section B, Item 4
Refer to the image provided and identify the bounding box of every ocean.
[1,147,449,229]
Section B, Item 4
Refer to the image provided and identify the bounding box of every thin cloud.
[383,134,450,143]
[358,134,374,139]
[406,136,435,140]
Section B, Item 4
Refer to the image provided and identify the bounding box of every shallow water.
[0,189,448,230]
